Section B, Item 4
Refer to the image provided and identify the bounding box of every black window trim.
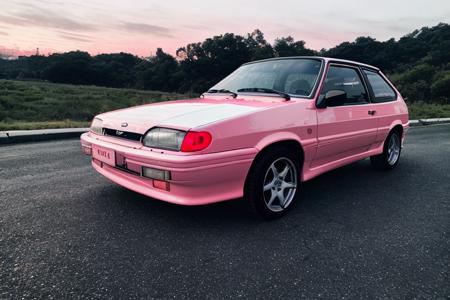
[316,62,371,108]
[361,67,398,103]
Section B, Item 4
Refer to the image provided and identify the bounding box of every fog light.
[153,179,170,191]
[142,167,171,180]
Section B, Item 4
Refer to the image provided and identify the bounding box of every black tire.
[244,146,301,220]
[370,129,402,170]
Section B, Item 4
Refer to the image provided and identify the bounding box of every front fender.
[254,131,303,151]
[253,131,318,181]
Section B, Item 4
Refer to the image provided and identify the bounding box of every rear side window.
[364,70,397,102]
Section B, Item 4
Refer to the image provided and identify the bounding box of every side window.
[320,65,369,106]
[364,70,397,102]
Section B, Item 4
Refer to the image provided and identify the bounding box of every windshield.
[209,58,322,98]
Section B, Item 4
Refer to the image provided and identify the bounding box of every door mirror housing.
[316,89,347,108]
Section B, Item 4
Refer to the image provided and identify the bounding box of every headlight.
[142,127,186,151]
[90,117,103,135]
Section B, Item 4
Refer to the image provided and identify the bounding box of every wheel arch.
[244,136,305,191]
[377,122,404,154]
[388,120,404,137]
[391,124,403,137]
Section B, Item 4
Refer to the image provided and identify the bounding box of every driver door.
[312,64,378,168]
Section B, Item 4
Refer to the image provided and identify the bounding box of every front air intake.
[103,128,142,142]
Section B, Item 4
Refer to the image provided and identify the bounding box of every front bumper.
[80,132,257,205]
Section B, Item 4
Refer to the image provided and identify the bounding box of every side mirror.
[316,89,347,108]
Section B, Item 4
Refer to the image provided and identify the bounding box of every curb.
[409,118,450,127]
[0,118,449,145]
[0,128,89,145]
[417,117,450,126]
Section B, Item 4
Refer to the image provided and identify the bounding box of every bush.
[431,70,450,102]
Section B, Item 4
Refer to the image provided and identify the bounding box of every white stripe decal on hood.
[159,104,263,128]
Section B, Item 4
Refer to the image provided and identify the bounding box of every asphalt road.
[1,124,449,299]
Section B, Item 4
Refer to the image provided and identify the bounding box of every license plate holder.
[92,145,116,166]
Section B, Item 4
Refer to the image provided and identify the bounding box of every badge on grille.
[116,130,124,136]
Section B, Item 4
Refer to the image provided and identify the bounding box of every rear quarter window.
[364,70,397,103]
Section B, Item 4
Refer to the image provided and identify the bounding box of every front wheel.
[370,129,402,170]
[244,147,301,220]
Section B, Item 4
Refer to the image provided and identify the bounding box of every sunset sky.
[1,0,449,57]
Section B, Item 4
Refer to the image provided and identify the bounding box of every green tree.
[431,70,450,102]
[135,48,181,91]
[274,36,316,57]
[92,52,141,88]
[177,33,251,93]
[42,51,96,84]
[245,29,274,61]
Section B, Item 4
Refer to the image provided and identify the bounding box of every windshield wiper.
[237,88,290,100]
[206,89,237,98]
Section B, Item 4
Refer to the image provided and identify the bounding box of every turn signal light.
[82,145,92,155]
[153,179,170,191]
[180,131,212,152]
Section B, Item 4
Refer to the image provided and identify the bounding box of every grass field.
[0,80,189,130]
[0,79,449,130]
[407,102,450,120]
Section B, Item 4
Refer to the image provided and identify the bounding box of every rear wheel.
[370,129,402,170]
[244,147,301,220]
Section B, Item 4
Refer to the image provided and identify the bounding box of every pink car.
[80,57,409,219]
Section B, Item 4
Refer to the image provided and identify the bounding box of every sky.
[1,0,449,57]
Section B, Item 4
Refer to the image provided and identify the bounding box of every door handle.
[368,110,376,116]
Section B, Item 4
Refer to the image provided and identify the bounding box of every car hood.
[98,97,275,134]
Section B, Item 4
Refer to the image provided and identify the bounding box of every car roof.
[243,56,380,71]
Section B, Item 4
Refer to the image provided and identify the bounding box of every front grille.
[103,128,142,142]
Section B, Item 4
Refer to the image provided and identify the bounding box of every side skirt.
[301,142,384,182]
